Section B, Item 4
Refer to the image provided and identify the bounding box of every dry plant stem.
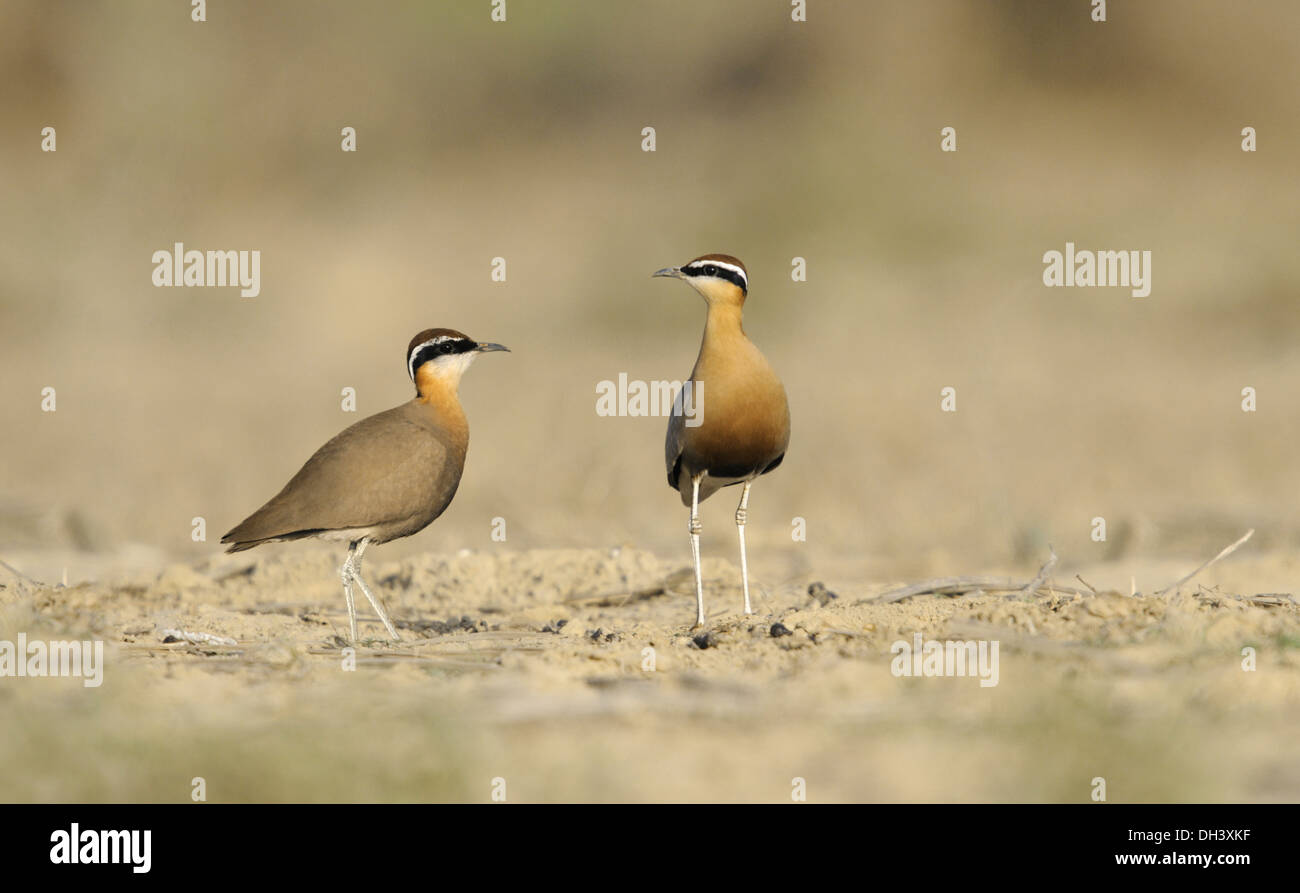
[1193,590,1294,607]
[0,558,41,585]
[874,530,1259,607]
[868,576,1088,604]
[562,585,668,606]
[1017,547,1058,599]
[1155,529,1254,596]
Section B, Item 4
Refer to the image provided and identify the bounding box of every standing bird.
[654,255,790,628]
[221,328,508,642]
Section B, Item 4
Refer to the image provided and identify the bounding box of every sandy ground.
[3,542,1298,803]
[3,1,1300,803]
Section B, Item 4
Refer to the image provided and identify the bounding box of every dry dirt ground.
[3,544,1298,803]
[3,1,1300,805]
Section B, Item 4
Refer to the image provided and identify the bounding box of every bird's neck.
[415,370,469,440]
[693,302,753,378]
[702,301,746,342]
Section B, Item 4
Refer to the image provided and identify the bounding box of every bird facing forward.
[221,328,508,642]
[654,255,790,628]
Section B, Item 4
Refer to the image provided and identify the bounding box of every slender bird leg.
[339,543,359,642]
[735,482,753,615]
[350,538,400,641]
[689,473,706,629]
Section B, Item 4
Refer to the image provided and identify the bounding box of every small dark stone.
[588,628,603,641]
[770,622,793,638]
[692,632,715,649]
[402,615,483,636]
[556,619,569,628]
[161,635,179,644]
[807,581,838,606]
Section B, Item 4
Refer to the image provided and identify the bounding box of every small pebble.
[808,581,839,606]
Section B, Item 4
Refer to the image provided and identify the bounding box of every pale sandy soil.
[3,0,1300,804]
[2,544,1297,802]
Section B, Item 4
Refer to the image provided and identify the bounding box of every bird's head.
[407,328,508,397]
[653,254,748,307]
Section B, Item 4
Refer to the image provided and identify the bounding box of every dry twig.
[1017,547,1058,599]
[0,558,40,585]
[1155,529,1254,596]
[865,575,1087,604]
[562,584,669,607]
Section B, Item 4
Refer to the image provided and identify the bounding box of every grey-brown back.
[222,400,467,550]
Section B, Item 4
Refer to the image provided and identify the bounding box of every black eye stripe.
[409,339,476,376]
[683,264,747,293]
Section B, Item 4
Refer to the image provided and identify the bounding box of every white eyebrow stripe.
[408,335,454,379]
[685,260,747,284]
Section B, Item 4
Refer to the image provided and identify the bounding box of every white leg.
[689,473,705,628]
[351,538,400,641]
[339,544,359,642]
[735,482,753,615]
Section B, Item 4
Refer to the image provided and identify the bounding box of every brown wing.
[665,399,687,492]
[221,404,461,548]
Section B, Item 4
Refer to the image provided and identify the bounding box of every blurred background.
[5,0,1300,808]
[2,0,1298,584]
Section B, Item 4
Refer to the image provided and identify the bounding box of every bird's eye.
[703,265,717,276]
[440,342,456,354]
